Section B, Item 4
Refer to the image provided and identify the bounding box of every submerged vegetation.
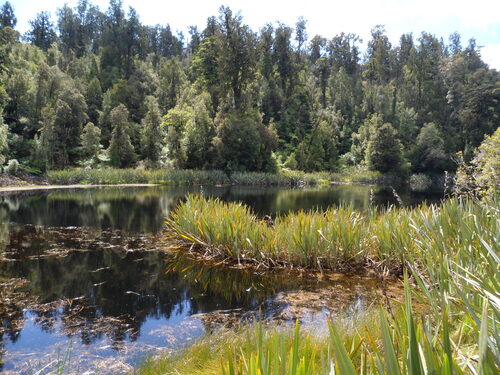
[141,195,499,374]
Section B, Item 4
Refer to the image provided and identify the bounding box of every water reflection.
[0,185,442,234]
[0,185,425,373]
[0,225,393,373]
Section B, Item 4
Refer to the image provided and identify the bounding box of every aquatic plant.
[47,168,333,187]
[155,195,499,374]
[137,268,499,375]
[168,195,499,275]
[166,194,368,269]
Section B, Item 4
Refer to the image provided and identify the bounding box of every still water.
[0,185,440,373]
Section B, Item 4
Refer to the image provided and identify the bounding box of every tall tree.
[217,6,257,110]
[108,104,135,167]
[50,86,88,168]
[295,16,307,58]
[184,93,215,169]
[366,122,404,173]
[81,121,101,163]
[141,96,162,165]
[364,26,392,84]
[26,11,57,50]
[86,77,103,125]
[0,1,16,29]
[412,122,448,173]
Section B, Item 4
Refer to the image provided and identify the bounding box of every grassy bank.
[47,168,332,186]
[138,196,499,374]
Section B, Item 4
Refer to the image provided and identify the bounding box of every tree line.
[0,0,498,175]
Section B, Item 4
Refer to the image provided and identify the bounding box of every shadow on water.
[0,185,427,373]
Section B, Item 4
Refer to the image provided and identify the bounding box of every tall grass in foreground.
[147,195,499,374]
[47,168,332,186]
[137,277,498,375]
[220,278,498,375]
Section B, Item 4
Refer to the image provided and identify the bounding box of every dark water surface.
[0,185,439,373]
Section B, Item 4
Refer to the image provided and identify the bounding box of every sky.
[9,0,500,69]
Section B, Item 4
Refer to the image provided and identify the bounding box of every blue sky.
[9,0,500,69]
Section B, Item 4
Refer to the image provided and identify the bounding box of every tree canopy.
[0,1,498,175]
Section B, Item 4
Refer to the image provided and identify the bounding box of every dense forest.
[0,0,498,176]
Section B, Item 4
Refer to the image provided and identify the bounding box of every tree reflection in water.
[0,186,415,373]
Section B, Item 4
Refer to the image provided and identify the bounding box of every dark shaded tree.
[108,104,135,167]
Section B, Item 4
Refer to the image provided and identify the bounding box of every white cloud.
[13,0,500,53]
[481,44,500,70]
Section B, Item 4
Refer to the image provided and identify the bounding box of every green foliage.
[0,118,7,166]
[214,109,277,172]
[48,85,88,168]
[350,113,383,165]
[141,197,499,375]
[108,104,135,168]
[158,58,187,113]
[86,77,103,125]
[4,158,18,174]
[473,127,500,197]
[47,168,329,186]
[412,122,448,173]
[80,122,101,164]
[162,105,192,168]
[183,94,215,169]
[454,127,500,197]
[295,110,340,171]
[26,11,57,51]
[367,123,404,173]
[0,2,16,29]
[0,0,498,179]
[141,96,163,166]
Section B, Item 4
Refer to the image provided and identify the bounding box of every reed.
[137,273,499,375]
[47,168,332,186]
[138,196,499,375]
[168,195,499,272]
[167,194,367,269]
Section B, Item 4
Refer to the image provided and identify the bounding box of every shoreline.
[0,183,160,193]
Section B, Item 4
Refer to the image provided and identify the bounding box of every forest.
[0,0,498,177]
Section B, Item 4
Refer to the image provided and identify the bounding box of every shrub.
[5,159,20,175]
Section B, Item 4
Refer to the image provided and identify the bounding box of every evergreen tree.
[108,104,135,167]
[366,122,404,173]
[350,113,383,165]
[184,94,215,169]
[86,77,103,125]
[214,109,277,172]
[217,6,257,110]
[162,106,192,168]
[81,122,101,163]
[413,122,448,173]
[26,11,57,50]
[141,96,162,166]
[0,1,16,29]
[473,127,500,197]
[49,86,88,168]
[158,58,186,113]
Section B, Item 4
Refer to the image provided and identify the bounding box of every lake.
[0,185,441,373]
